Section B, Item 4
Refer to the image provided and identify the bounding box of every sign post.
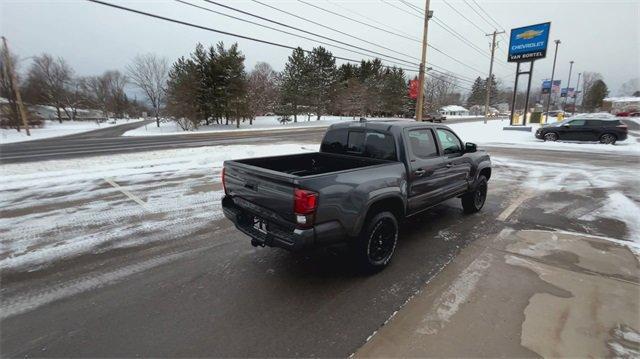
[507,22,551,126]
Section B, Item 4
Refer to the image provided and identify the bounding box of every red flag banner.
[408,79,419,99]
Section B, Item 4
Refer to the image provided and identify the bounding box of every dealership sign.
[508,22,551,62]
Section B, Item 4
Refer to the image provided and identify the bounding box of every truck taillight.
[294,188,318,214]
[221,167,227,194]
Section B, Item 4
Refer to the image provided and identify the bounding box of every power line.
[250,0,419,63]
[472,0,506,32]
[297,0,421,43]
[391,0,492,60]
[202,0,419,67]
[441,0,488,34]
[326,0,418,39]
[376,1,489,78]
[263,0,477,84]
[85,0,473,91]
[176,0,418,69]
[463,0,496,31]
[86,0,419,72]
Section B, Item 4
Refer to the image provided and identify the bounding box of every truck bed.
[232,152,390,177]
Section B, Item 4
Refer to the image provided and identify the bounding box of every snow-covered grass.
[124,115,405,136]
[449,119,640,154]
[1,118,143,144]
[0,143,317,271]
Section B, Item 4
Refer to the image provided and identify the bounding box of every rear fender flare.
[351,193,406,237]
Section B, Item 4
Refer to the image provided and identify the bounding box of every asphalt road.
[0,117,495,163]
[1,144,638,357]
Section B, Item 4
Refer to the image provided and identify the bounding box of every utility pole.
[484,30,505,123]
[1,36,30,136]
[572,72,581,113]
[544,39,560,123]
[415,0,432,121]
[562,60,574,112]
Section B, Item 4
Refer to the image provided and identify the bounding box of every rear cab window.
[321,128,397,161]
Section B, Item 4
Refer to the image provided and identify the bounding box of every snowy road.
[0,116,496,163]
[1,140,639,357]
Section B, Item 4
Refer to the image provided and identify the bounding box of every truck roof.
[328,119,442,132]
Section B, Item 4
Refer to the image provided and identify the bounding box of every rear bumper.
[222,196,346,251]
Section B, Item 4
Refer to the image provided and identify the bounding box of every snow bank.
[1,118,143,144]
[124,115,398,137]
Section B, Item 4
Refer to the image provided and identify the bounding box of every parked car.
[424,112,447,123]
[221,120,491,272]
[535,117,628,144]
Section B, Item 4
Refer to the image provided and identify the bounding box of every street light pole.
[563,60,574,112]
[544,40,560,123]
[414,0,432,122]
[572,72,581,113]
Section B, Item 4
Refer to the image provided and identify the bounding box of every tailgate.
[223,161,296,222]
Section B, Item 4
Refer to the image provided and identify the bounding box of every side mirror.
[562,124,570,128]
[465,142,477,153]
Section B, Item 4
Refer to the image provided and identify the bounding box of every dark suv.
[535,118,628,144]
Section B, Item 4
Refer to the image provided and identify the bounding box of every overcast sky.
[2,0,639,96]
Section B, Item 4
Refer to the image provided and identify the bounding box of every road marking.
[497,190,534,221]
[104,177,152,212]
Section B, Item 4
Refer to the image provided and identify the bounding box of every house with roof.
[439,105,469,116]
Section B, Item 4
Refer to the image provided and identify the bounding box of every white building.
[602,97,640,114]
[439,105,469,116]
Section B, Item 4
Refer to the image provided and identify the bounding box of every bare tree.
[424,72,458,112]
[247,62,278,124]
[619,78,639,96]
[106,70,129,118]
[127,53,168,127]
[24,54,73,122]
[81,75,109,118]
[0,44,21,129]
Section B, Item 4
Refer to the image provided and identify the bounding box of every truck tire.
[352,211,398,273]
[461,175,487,214]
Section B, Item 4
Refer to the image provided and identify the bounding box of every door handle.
[446,163,453,168]
[414,168,426,177]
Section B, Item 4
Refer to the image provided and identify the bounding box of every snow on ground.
[0,143,318,271]
[124,115,404,136]
[1,118,143,144]
[449,119,640,154]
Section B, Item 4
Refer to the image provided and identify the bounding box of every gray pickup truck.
[222,120,491,271]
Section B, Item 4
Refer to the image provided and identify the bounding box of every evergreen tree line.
[164,43,442,128]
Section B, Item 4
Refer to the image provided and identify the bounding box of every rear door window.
[364,131,397,160]
[586,120,602,126]
[408,129,438,158]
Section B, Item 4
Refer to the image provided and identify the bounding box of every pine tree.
[308,46,337,120]
[466,77,485,107]
[280,47,310,122]
[380,67,406,116]
[583,79,609,111]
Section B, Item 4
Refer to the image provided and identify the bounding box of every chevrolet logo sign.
[516,29,544,40]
